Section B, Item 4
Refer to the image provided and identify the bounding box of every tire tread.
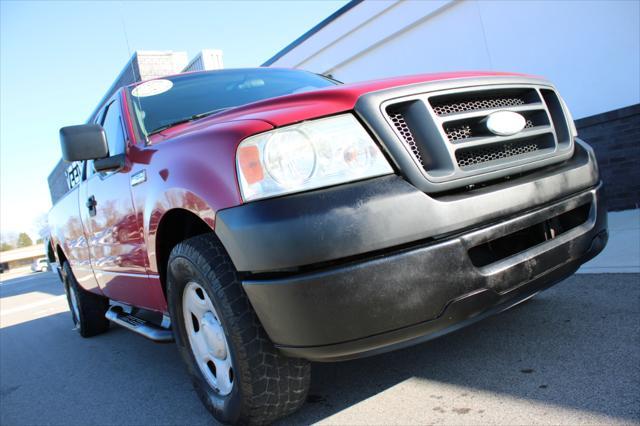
[168,235,309,425]
[62,262,109,338]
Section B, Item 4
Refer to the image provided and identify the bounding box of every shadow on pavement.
[0,311,213,426]
[1,274,638,425]
[0,272,64,298]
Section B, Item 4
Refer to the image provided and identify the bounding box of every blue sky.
[0,0,347,239]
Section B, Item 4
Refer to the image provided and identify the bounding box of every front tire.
[61,262,110,337]
[167,234,310,425]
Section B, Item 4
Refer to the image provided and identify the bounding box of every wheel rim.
[182,281,234,396]
[68,284,80,324]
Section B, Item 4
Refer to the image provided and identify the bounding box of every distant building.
[0,244,46,272]
[48,49,224,205]
[95,51,189,114]
[183,49,224,73]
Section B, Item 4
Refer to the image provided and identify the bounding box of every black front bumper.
[215,141,607,362]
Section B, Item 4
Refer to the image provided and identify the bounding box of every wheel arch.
[46,237,56,264]
[54,244,68,283]
[56,244,67,265]
[154,208,216,298]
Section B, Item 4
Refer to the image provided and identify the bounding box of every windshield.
[127,68,338,136]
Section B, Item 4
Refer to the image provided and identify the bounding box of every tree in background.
[16,232,33,248]
[34,213,49,242]
[0,242,13,252]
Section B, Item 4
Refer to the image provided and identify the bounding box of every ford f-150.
[48,68,608,424]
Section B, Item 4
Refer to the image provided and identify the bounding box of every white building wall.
[137,51,189,81]
[183,49,224,73]
[268,0,640,119]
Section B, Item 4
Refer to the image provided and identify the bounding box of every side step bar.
[105,307,174,342]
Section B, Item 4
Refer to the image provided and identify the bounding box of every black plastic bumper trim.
[242,184,607,361]
[276,237,606,362]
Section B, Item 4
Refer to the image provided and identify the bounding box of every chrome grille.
[445,124,472,141]
[388,111,424,166]
[432,96,525,116]
[380,80,574,192]
[445,119,534,142]
[456,140,540,168]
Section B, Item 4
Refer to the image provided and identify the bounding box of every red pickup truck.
[48,68,607,424]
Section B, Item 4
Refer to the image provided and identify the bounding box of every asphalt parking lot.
[1,271,638,425]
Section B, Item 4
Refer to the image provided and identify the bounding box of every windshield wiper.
[147,108,230,136]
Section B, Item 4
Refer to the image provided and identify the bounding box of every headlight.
[236,114,393,201]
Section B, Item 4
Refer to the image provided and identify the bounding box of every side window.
[101,101,126,157]
[66,161,83,189]
[86,100,126,178]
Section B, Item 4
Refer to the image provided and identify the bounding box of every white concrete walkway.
[579,209,640,273]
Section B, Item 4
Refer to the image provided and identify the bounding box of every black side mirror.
[94,154,126,173]
[59,124,108,162]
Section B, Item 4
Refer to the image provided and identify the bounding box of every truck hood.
[150,71,528,142]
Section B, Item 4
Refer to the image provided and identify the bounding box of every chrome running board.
[105,306,173,342]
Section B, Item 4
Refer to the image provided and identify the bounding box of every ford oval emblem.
[485,111,526,136]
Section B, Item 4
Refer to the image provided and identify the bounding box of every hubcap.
[182,281,234,396]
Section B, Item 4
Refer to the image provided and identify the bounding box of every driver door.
[80,95,157,310]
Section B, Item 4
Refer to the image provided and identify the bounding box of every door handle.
[86,195,97,217]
